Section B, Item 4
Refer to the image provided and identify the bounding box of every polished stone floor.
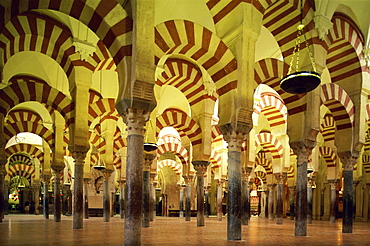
[1,214,370,245]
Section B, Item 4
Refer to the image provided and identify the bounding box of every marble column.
[43,175,51,220]
[3,179,9,216]
[241,169,250,225]
[179,185,184,218]
[288,186,295,220]
[367,184,370,221]
[83,178,90,219]
[338,152,357,233]
[268,184,275,220]
[62,184,70,215]
[183,175,193,221]
[328,180,337,223]
[102,169,114,222]
[220,130,245,241]
[118,180,125,219]
[150,176,156,221]
[291,142,312,236]
[142,153,154,228]
[275,173,286,224]
[193,162,209,227]
[259,189,266,218]
[204,187,209,218]
[53,171,63,222]
[122,108,149,246]
[217,179,224,221]
[353,180,359,219]
[71,150,88,229]
[307,176,313,224]
[0,165,5,223]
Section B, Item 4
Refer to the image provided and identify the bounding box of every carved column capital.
[193,161,209,176]
[143,153,155,171]
[182,175,194,186]
[122,108,150,136]
[274,173,287,185]
[338,151,357,171]
[328,179,338,190]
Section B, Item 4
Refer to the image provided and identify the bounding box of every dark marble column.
[122,108,149,246]
[220,130,245,241]
[102,169,114,222]
[275,173,286,225]
[183,176,193,221]
[307,176,313,224]
[118,180,125,219]
[367,184,370,221]
[338,152,357,233]
[204,187,210,218]
[259,189,266,218]
[150,176,156,221]
[241,169,251,225]
[353,180,359,219]
[328,180,337,223]
[83,178,90,219]
[61,184,70,215]
[0,165,5,223]
[267,184,275,220]
[179,185,184,218]
[3,179,9,216]
[291,142,313,236]
[193,162,209,227]
[142,153,155,228]
[288,186,295,220]
[43,175,51,220]
[71,150,88,229]
[217,179,224,221]
[53,171,63,222]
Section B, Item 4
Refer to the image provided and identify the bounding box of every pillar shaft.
[72,150,87,229]
[33,182,41,215]
[83,178,90,219]
[217,180,224,221]
[193,162,208,227]
[0,172,5,223]
[275,173,286,225]
[268,185,275,220]
[103,171,113,222]
[119,181,125,219]
[142,170,150,227]
[291,143,311,236]
[289,186,295,220]
[241,171,250,225]
[179,187,184,218]
[307,177,313,224]
[185,180,192,221]
[329,180,337,223]
[43,176,50,220]
[53,172,62,222]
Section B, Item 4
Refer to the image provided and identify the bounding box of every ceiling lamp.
[144,143,158,152]
[280,1,320,94]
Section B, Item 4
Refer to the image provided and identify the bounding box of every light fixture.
[280,0,320,94]
[144,143,158,152]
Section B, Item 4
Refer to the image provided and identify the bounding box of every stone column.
[259,189,266,218]
[217,179,224,221]
[307,176,313,224]
[102,169,114,222]
[179,185,185,218]
[366,184,370,221]
[0,163,6,223]
[62,184,70,215]
[288,186,295,220]
[122,108,149,246]
[52,170,63,222]
[268,184,275,220]
[43,175,51,220]
[142,153,155,227]
[328,180,337,223]
[338,152,357,233]
[193,162,209,227]
[71,149,88,229]
[183,175,193,221]
[353,180,359,219]
[219,129,246,241]
[83,178,90,219]
[275,173,286,224]
[204,186,210,218]
[291,142,313,236]
[320,187,325,220]
[3,180,9,216]
[118,180,126,219]
[241,169,251,225]
[150,175,156,221]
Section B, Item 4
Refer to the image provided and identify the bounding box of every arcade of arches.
[0,0,369,245]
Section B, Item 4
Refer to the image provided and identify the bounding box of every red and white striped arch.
[254,170,267,183]
[255,152,273,174]
[254,91,287,128]
[155,20,237,96]
[157,142,189,167]
[88,98,119,126]
[255,132,283,159]
[0,77,74,125]
[156,108,202,146]
[6,143,44,162]
[320,83,354,131]
[319,146,337,168]
[4,122,55,148]
[287,164,295,180]
[209,149,221,169]
[6,109,43,125]
[7,163,36,181]
[0,0,132,67]
[157,159,182,175]
[157,59,217,107]
[320,114,335,142]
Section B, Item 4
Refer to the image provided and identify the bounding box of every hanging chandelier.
[280,1,321,94]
